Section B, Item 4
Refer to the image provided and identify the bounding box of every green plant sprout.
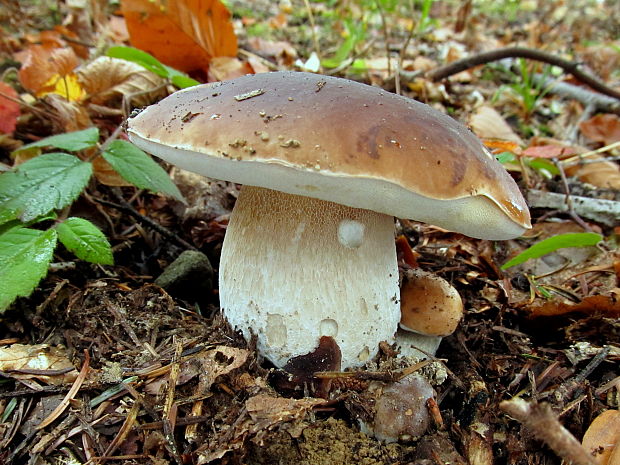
[0,128,184,312]
[501,232,603,270]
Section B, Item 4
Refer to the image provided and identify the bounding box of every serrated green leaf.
[20,128,99,152]
[102,140,185,202]
[0,153,93,224]
[56,217,113,265]
[0,227,57,311]
[501,232,603,270]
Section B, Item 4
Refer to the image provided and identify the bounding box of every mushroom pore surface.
[219,186,400,369]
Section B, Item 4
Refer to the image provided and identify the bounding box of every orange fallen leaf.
[580,114,620,145]
[582,410,620,465]
[121,0,237,77]
[482,139,521,154]
[0,82,20,134]
[16,45,80,97]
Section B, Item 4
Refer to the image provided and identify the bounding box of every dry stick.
[426,46,620,101]
[500,398,597,465]
[531,75,620,114]
[302,0,323,73]
[374,0,391,76]
[93,192,198,252]
[553,157,593,232]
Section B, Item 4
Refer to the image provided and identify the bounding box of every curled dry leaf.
[247,37,297,67]
[43,93,93,133]
[121,0,238,76]
[78,56,167,107]
[469,105,524,145]
[16,45,80,97]
[0,82,20,134]
[0,343,79,385]
[208,56,254,82]
[582,409,620,465]
[580,114,620,145]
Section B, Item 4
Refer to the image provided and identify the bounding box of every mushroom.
[127,71,531,370]
[396,268,464,359]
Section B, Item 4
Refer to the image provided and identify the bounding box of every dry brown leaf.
[93,156,133,186]
[582,410,620,465]
[78,56,167,107]
[208,56,253,82]
[246,394,326,427]
[469,106,524,145]
[527,290,620,318]
[0,344,79,385]
[580,114,620,145]
[522,145,576,159]
[121,0,237,76]
[43,94,93,133]
[247,37,297,67]
[564,155,620,189]
[16,45,79,96]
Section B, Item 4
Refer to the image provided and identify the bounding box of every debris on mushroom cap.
[127,71,531,240]
[399,268,464,337]
[365,374,436,443]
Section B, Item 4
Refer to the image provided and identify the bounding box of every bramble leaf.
[102,140,184,202]
[0,227,57,311]
[56,217,114,265]
[20,127,99,152]
[501,233,603,270]
[0,152,93,224]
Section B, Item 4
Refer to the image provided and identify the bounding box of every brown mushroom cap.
[127,71,531,239]
[399,268,463,337]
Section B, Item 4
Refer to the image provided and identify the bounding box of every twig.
[426,46,620,101]
[526,189,620,227]
[92,192,198,252]
[553,346,611,405]
[302,0,323,73]
[500,398,597,465]
[532,75,620,115]
[374,0,391,75]
[553,158,593,231]
[36,350,90,430]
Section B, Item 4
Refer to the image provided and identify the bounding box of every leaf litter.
[0,0,619,464]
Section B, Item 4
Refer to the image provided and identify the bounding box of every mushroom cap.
[127,71,531,240]
[399,268,463,337]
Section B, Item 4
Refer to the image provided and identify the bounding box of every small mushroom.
[396,268,464,359]
[127,71,531,370]
[400,268,464,337]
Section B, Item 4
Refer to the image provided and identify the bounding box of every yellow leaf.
[38,73,85,102]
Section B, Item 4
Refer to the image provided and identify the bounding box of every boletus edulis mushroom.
[127,71,531,370]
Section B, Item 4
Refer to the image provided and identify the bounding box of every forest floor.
[0,1,619,464]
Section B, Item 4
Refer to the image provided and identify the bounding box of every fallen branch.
[426,46,620,101]
[500,398,597,465]
[527,189,620,227]
[532,74,620,114]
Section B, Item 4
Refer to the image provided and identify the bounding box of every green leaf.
[102,140,185,202]
[107,46,199,88]
[496,151,517,164]
[0,153,93,224]
[501,233,603,270]
[56,217,113,265]
[20,128,99,152]
[0,227,57,311]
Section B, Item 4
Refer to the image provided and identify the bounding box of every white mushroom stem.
[219,186,400,369]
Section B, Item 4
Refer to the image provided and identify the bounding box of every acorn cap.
[127,71,530,240]
[399,268,464,337]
